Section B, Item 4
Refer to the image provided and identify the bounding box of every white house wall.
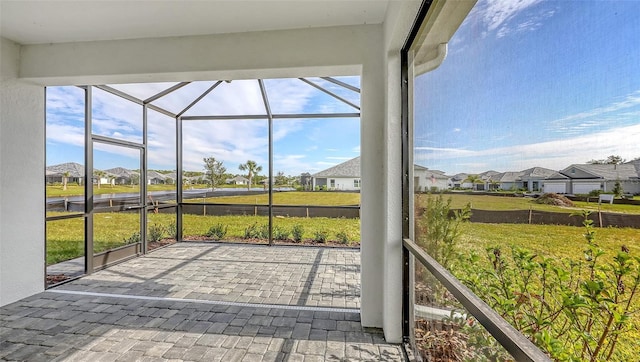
[1,37,45,306]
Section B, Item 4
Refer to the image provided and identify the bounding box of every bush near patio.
[46,212,361,265]
[415,194,640,361]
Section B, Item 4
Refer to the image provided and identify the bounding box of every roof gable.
[561,164,639,180]
[312,157,360,178]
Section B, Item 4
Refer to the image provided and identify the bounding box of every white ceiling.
[0,1,391,45]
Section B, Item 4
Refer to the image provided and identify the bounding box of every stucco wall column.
[1,37,45,306]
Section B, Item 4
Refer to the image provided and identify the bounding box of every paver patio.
[0,243,405,361]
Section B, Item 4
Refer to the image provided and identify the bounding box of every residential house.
[549,163,640,195]
[105,167,139,185]
[45,162,85,185]
[312,157,361,190]
[413,164,450,191]
[488,167,556,192]
[226,175,249,185]
[147,170,168,185]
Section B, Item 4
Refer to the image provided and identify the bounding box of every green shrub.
[167,222,177,239]
[258,224,269,239]
[336,230,349,244]
[148,223,165,242]
[273,226,290,240]
[417,194,470,269]
[455,210,640,361]
[205,223,228,240]
[291,224,304,242]
[123,231,140,244]
[313,230,328,243]
[243,223,259,239]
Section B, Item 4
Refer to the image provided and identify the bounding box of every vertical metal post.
[258,79,274,246]
[176,116,183,241]
[85,86,94,273]
[43,87,48,289]
[401,49,411,342]
[141,105,148,254]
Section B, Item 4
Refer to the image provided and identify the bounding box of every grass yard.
[418,193,640,214]
[457,222,640,265]
[184,191,360,206]
[46,211,360,265]
[46,184,188,198]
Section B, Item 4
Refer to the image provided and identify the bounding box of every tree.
[93,170,106,189]
[275,171,287,186]
[463,174,483,191]
[203,157,227,190]
[62,171,70,191]
[612,180,623,198]
[238,160,262,190]
[587,155,626,165]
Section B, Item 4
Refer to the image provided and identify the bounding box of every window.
[354,179,361,188]
[404,1,640,360]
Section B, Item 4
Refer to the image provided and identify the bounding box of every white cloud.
[46,78,361,175]
[546,90,640,133]
[467,0,553,39]
[415,123,640,174]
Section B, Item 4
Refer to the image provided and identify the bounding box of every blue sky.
[414,0,640,175]
[46,77,361,175]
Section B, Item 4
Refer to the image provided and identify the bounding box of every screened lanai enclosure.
[45,77,362,285]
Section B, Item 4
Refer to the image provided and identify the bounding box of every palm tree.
[463,174,483,191]
[62,171,70,191]
[238,160,262,190]
[93,170,106,189]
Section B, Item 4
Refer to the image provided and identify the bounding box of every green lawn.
[46,211,360,265]
[457,222,640,263]
[420,193,640,214]
[46,184,190,197]
[185,191,360,206]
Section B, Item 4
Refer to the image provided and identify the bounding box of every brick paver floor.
[0,243,405,361]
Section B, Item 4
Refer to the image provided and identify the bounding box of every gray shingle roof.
[105,167,139,178]
[312,157,360,178]
[520,167,557,178]
[561,164,639,180]
[46,162,85,177]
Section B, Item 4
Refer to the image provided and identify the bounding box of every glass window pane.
[148,108,177,205]
[272,118,360,246]
[410,1,640,359]
[46,86,86,217]
[92,87,143,143]
[46,217,85,286]
[182,119,269,244]
[93,209,141,255]
[147,206,177,252]
[264,78,360,114]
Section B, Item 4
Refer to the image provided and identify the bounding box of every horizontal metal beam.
[92,135,145,150]
[181,113,360,121]
[402,238,551,362]
[45,212,85,222]
[274,113,360,119]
